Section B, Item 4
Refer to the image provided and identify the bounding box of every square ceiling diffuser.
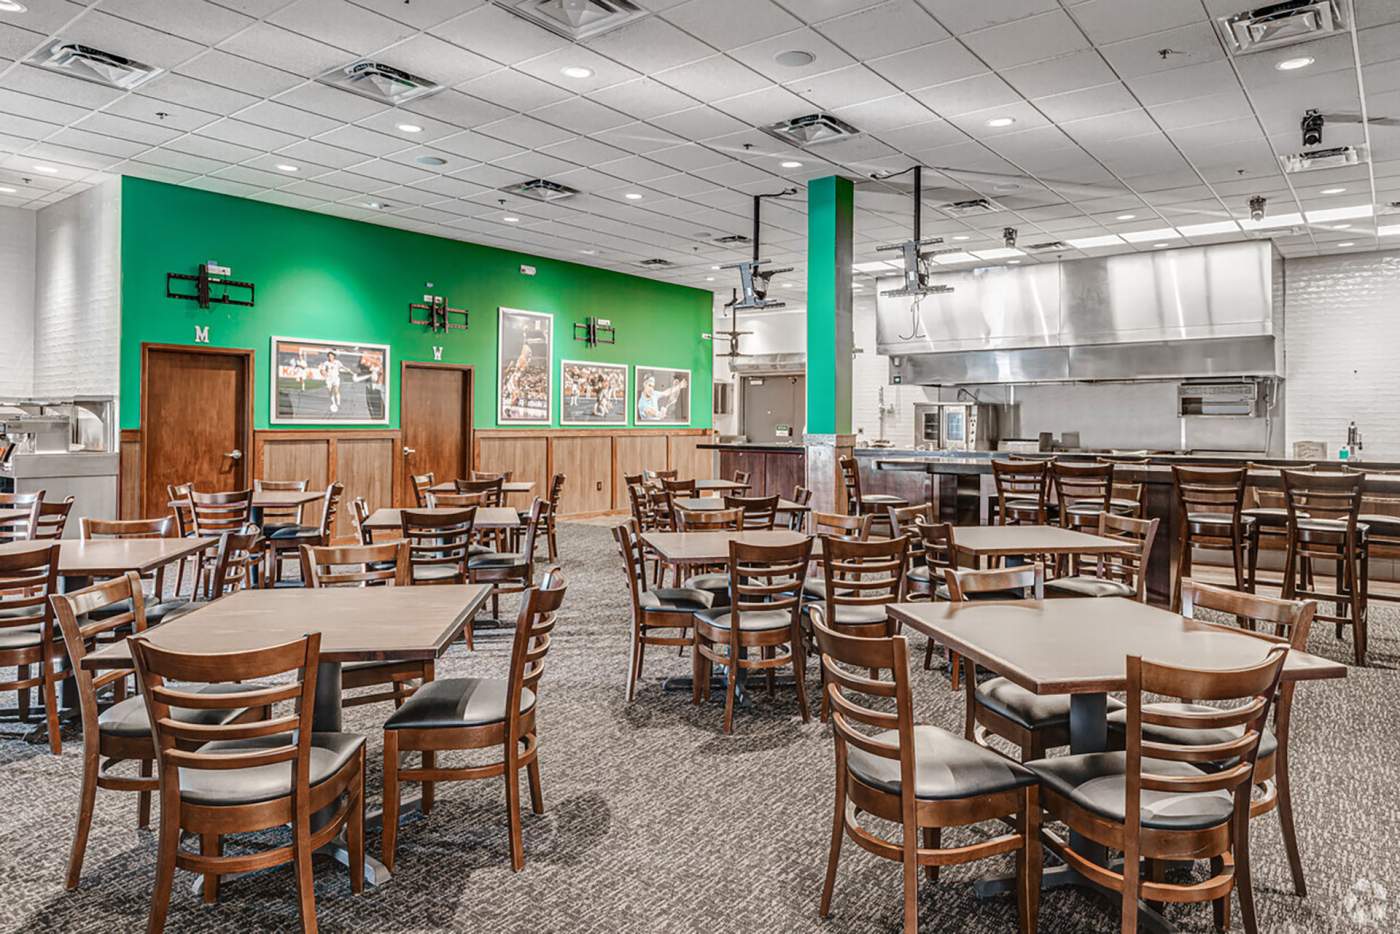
[496,0,649,40]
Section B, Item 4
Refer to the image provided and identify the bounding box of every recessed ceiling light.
[396,122,422,133]
[705,276,714,281]
[415,155,446,166]
[1275,56,1314,71]
[1332,223,1351,230]
[710,265,720,270]
[1007,259,1021,264]
[1337,241,1354,247]
[780,160,803,169]
[985,116,1015,128]
[0,1,28,11]
[774,49,815,67]
[503,215,520,223]
[1116,213,1136,220]
[952,235,970,241]
[1320,186,1346,194]
[560,65,594,79]
[32,164,58,174]
[275,163,298,173]
[624,192,643,200]
[1153,242,1168,248]
[0,186,15,194]
[580,248,596,255]
[782,282,793,288]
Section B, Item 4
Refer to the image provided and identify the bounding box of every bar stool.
[1347,466,1400,619]
[838,457,905,536]
[1170,466,1254,609]
[1244,462,1313,591]
[1281,469,1369,665]
[991,459,1052,526]
[1052,461,1139,529]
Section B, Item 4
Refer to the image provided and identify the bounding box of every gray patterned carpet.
[1,522,1396,933]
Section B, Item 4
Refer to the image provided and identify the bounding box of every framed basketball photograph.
[498,307,552,424]
[634,365,690,426]
[270,336,389,425]
[560,360,628,426]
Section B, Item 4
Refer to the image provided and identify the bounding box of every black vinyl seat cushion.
[1044,576,1136,599]
[467,551,527,570]
[847,724,1037,801]
[267,524,320,541]
[1295,517,1368,536]
[1065,501,1136,518]
[933,584,1023,602]
[639,587,713,612]
[1241,507,1298,526]
[1359,514,1400,537]
[1106,703,1277,763]
[411,564,462,583]
[1005,499,1057,519]
[1186,512,1255,528]
[98,683,261,738]
[384,677,534,730]
[976,676,1124,732]
[693,606,793,632]
[807,602,889,628]
[1027,751,1233,831]
[86,598,193,625]
[683,572,731,607]
[178,732,364,806]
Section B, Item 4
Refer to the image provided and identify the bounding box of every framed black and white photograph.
[270,336,389,425]
[634,365,690,426]
[560,360,628,426]
[498,307,552,424]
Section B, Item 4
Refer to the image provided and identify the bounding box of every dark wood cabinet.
[717,448,806,499]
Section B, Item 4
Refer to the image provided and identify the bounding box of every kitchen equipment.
[0,397,119,537]
[913,402,1001,451]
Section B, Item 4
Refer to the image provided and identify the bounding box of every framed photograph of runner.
[270,336,390,425]
[498,307,552,424]
[634,365,690,426]
[560,360,628,426]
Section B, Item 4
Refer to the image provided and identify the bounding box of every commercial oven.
[913,403,1000,451]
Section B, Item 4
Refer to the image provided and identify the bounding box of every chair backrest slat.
[722,494,778,530]
[820,535,908,610]
[676,506,742,532]
[811,616,913,775]
[190,489,253,536]
[454,477,504,506]
[812,511,870,540]
[0,542,60,631]
[401,507,475,578]
[253,478,308,526]
[411,472,435,508]
[943,563,1044,600]
[506,569,566,729]
[301,541,409,587]
[1088,512,1159,601]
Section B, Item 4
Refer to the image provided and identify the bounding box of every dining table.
[641,529,811,566]
[888,596,1347,930]
[83,582,492,886]
[672,496,809,514]
[945,524,1139,568]
[693,478,751,493]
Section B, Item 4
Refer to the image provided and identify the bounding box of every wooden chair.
[538,473,565,561]
[722,493,778,530]
[615,521,711,702]
[156,525,265,626]
[992,459,1051,525]
[673,507,742,605]
[691,537,812,733]
[0,542,62,754]
[644,468,677,483]
[1346,465,1400,613]
[381,568,565,873]
[805,511,873,601]
[80,516,191,623]
[1045,512,1159,602]
[189,489,253,596]
[50,573,265,890]
[813,616,1040,933]
[661,477,698,497]
[301,542,431,709]
[428,491,487,508]
[263,482,343,587]
[1026,646,1288,934]
[0,491,41,542]
[33,496,75,540]
[788,485,813,531]
[732,470,750,486]
[130,631,365,933]
[455,477,504,505]
[410,472,435,508]
[913,518,959,671]
[887,503,934,597]
[1171,466,1253,608]
[944,563,1044,695]
[1110,581,1316,898]
[166,483,198,596]
[838,456,905,535]
[472,470,513,482]
[1280,469,1369,664]
[401,507,475,586]
[1052,461,1133,532]
[350,497,373,545]
[252,478,309,535]
[470,498,546,626]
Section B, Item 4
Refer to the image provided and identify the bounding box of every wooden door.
[141,345,252,517]
[400,362,472,504]
[553,435,612,515]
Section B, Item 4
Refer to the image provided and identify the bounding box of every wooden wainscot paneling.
[119,430,142,519]
[612,433,668,507]
[252,430,401,540]
[668,431,716,482]
[256,432,330,525]
[475,432,550,508]
[334,437,396,540]
[552,434,613,516]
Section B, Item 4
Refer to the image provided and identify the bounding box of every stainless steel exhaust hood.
[877,241,1283,385]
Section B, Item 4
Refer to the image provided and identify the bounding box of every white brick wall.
[0,206,36,398]
[32,181,120,399]
[1284,248,1400,460]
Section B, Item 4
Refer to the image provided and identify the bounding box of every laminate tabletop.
[82,584,492,669]
[0,508,27,524]
[673,497,808,512]
[694,479,751,492]
[427,481,534,495]
[889,597,1347,695]
[641,529,811,563]
[363,506,521,531]
[950,524,1139,558]
[0,537,216,577]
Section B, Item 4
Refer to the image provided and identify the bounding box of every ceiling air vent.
[762,113,861,147]
[30,42,161,90]
[639,258,675,267]
[501,178,580,202]
[1025,240,1068,253]
[939,198,1002,217]
[714,234,751,244]
[318,60,441,106]
[1280,145,1363,173]
[496,0,648,41]
[1217,0,1345,54]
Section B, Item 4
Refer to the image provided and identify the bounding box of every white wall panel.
[0,206,36,399]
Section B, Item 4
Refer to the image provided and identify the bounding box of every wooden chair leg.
[1017,785,1041,934]
[691,636,704,706]
[1121,843,1140,933]
[627,627,643,702]
[348,753,365,896]
[792,638,810,724]
[526,752,544,815]
[381,731,400,873]
[505,753,525,871]
[138,759,152,829]
[922,637,937,671]
[819,752,846,918]
[922,827,940,881]
[722,657,738,734]
[201,833,220,904]
[901,815,920,933]
[421,750,435,815]
[291,811,318,933]
[66,752,99,890]
[1235,808,1260,934]
[950,650,962,690]
[146,787,180,934]
[42,651,61,755]
[17,665,29,721]
[1212,855,1229,930]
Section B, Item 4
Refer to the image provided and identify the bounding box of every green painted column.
[804,175,855,512]
[806,175,853,435]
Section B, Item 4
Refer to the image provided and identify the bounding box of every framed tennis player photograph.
[270,336,390,425]
[498,307,552,424]
[560,360,628,426]
[634,365,690,426]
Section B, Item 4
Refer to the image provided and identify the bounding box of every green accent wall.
[805,175,854,436]
[118,177,713,432]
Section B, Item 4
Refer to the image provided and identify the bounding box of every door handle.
[403,446,416,456]
[225,449,242,460]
